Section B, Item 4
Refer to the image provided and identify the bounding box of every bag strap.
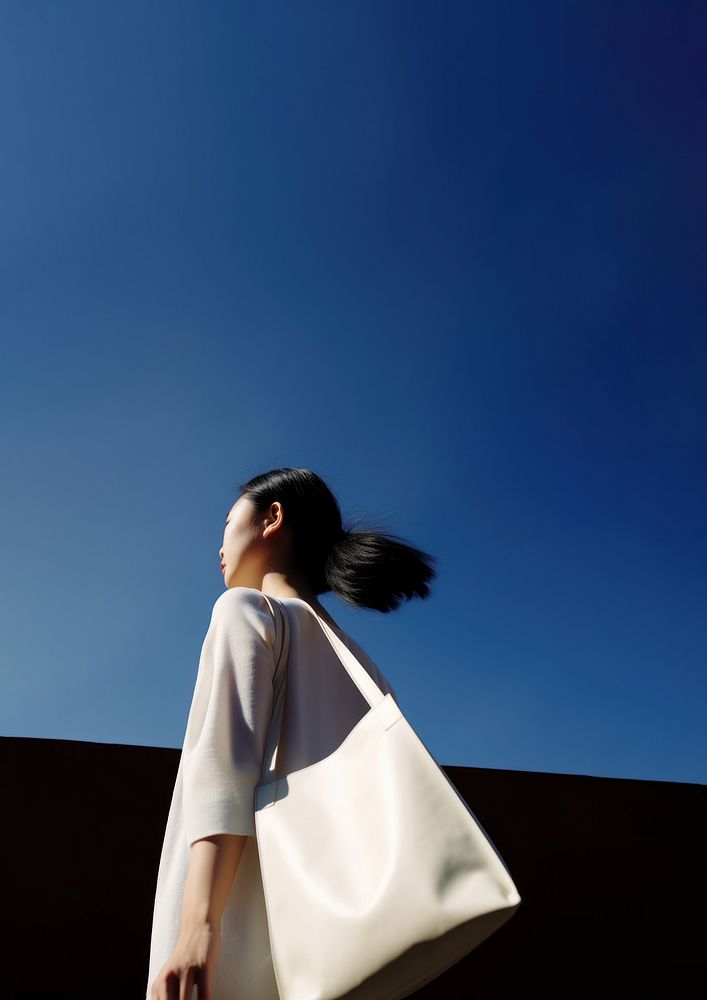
[259,594,290,783]
[258,595,390,784]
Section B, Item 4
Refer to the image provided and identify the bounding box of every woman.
[146,467,437,1000]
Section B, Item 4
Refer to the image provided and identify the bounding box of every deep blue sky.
[2,2,705,784]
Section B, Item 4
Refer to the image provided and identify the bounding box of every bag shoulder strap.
[279,596,387,705]
[258,595,391,784]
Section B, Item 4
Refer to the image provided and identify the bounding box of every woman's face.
[219,494,264,588]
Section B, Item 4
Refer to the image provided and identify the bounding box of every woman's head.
[219,467,437,613]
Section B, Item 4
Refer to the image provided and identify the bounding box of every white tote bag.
[255,597,521,1000]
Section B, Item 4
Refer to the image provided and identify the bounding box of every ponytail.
[237,467,437,613]
[325,528,436,612]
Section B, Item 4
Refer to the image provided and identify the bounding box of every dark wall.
[2,736,704,998]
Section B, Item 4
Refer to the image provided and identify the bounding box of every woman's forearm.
[179,834,249,930]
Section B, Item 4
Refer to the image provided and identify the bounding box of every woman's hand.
[150,834,246,998]
[149,919,221,1000]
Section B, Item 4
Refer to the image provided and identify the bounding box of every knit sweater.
[145,586,399,1000]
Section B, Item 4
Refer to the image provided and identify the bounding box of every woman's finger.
[179,966,194,1000]
[166,968,180,1000]
[196,965,212,1000]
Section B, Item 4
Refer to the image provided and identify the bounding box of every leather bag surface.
[256,596,522,1000]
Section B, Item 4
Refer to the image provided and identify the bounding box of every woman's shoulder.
[212,585,271,613]
[208,586,277,645]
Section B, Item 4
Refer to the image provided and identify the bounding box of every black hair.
[236,467,437,613]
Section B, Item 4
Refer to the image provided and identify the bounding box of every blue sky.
[1,2,705,784]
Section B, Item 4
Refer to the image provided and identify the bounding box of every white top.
[145,586,399,1000]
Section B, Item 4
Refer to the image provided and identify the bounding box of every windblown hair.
[237,467,437,613]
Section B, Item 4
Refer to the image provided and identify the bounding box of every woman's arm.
[149,591,276,998]
[150,834,250,998]
[181,833,249,929]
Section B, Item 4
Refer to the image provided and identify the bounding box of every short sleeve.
[181,587,277,846]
